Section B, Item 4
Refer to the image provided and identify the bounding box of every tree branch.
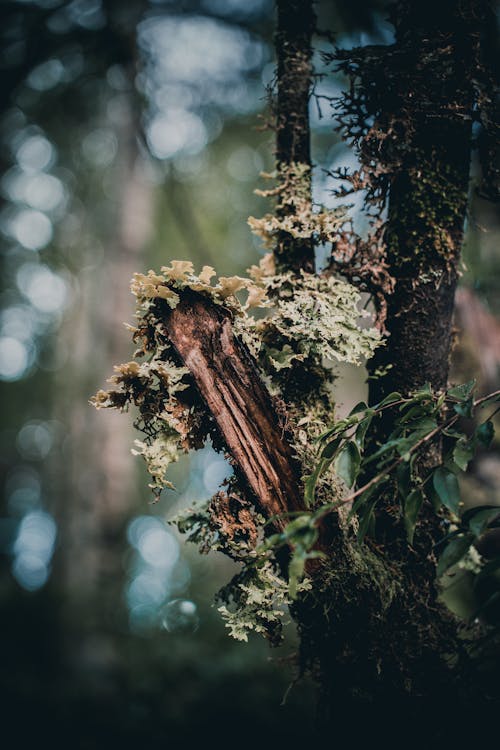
[275,0,316,273]
[160,291,305,531]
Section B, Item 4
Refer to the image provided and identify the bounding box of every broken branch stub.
[158,290,305,530]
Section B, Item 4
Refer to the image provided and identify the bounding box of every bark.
[275,0,316,273]
[162,291,304,530]
[368,0,482,404]
[321,0,488,555]
[297,2,497,733]
[364,1,485,554]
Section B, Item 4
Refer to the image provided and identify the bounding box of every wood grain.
[160,291,304,530]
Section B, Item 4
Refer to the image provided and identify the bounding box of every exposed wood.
[161,291,305,530]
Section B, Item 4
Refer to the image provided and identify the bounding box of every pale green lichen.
[130,260,267,315]
[217,560,312,644]
[92,226,382,642]
[131,433,181,493]
[457,545,483,574]
[170,498,314,644]
[248,163,348,248]
[170,490,265,559]
[91,298,198,494]
[254,270,380,369]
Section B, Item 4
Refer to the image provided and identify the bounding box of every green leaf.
[357,494,379,542]
[426,482,443,514]
[404,488,424,545]
[476,420,494,447]
[364,438,402,464]
[398,404,432,423]
[349,401,368,416]
[304,458,331,507]
[321,436,342,460]
[348,483,376,521]
[354,416,372,451]
[405,416,438,435]
[412,383,433,399]
[437,534,474,577]
[433,467,460,514]
[396,461,411,501]
[442,426,464,439]
[461,504,498,527]
[317,415,358,443]
[284,514,313,535]
[453,397,473,418]
[378,392,402,407]
[334,441,361,488]
[468,508,500,538]
[453,438,475,471]
[288,551,306,599]
[448,379,476,402]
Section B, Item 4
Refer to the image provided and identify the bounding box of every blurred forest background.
[0,0,498,746]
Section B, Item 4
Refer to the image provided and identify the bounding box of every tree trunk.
[305,1,495,734]
[368,1,479,404]
[365,1,484,548]
[275,0,316,273]
[52,92,153,687]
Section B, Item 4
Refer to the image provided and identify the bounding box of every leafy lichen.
[248,163,347,249]
[217,560,312,644]
[92,190,383,643]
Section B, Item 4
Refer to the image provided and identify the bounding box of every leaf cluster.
[295,380,500,620]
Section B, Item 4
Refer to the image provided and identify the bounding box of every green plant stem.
[314,388,500,523]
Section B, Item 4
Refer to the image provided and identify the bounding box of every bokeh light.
[16,134,55,173]
[8,208,53,251]
[0,335,33,381]
[160,598,200,634]
[11,510,57,592]
[16,263,68,314]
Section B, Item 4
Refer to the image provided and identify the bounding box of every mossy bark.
[275,0,316,273]
[365,2,483,546]
[291,1,496,736]
[368,2,480,404]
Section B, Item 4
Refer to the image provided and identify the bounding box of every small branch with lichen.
[91,256,381,642]
[162,290,305,528]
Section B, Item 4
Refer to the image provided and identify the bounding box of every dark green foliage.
[298,381,500,609]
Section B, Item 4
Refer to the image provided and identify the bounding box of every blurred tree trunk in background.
[52,90,153,685]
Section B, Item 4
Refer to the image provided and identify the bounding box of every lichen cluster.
[247,163,347,249]
[92,251,380,643]
[318,1,498,327]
